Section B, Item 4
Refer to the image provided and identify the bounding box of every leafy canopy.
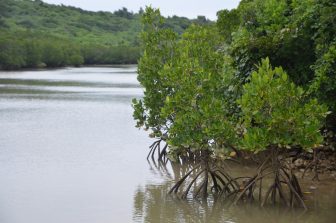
[133,7,178,138]
[239,58,328,152]
[160,24,239,155]
[133,7,239,158]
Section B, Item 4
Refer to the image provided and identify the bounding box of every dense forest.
[0,0,211,69]
[133,0,336,208]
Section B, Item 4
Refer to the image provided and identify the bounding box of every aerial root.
[156,146,308,209]
[168,164,201,194]
[302,149,319,181]
[147,139,168,162]
[168,163,238,200]
[234,154,307,210]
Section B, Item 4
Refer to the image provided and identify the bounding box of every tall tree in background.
[0,0,10,26]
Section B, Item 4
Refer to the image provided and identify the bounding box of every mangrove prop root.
[147,139,168,162]
[302,149,320,181]
[168,164,201,194]
[169,161,238,200]
[234,151,307,210]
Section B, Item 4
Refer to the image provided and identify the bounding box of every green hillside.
[0,0,211,69]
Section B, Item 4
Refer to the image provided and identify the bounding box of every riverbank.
[227,147,336,179]
[291,149,336,176]
[0,64,138,72]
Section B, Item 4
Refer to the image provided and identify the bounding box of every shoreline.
[0,64,138,72]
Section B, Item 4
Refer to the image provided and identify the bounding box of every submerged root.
[234,151,307,210]
[168,159,238,200]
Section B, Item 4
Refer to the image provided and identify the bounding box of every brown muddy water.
[0,66,335,223]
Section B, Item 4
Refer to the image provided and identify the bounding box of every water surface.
[0,66,335,223]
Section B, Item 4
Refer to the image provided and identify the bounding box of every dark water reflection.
[1,66,336,223]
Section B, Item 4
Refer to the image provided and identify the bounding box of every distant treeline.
[0,0,212,70]
[0,30,140,70]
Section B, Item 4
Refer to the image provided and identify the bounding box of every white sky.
[43,0,241,20]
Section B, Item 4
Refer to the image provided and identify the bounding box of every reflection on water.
[133,160,336,223]
[1,66,336,223]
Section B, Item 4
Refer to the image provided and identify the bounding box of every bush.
[239,58,328,152]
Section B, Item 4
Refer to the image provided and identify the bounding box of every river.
[0,66,335,223]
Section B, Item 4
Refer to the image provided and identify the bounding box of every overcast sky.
[43,0,240,20]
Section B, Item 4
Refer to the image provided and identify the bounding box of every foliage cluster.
[239,58,327,152]
[134,5,330,160]
[217,0,336,129]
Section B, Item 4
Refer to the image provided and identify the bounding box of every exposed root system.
[234,149,307,209]
[168,152,238,200]
[146,141,311,209]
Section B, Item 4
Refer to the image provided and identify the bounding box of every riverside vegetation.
[133,0,336,209]
[0,0,211,70]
